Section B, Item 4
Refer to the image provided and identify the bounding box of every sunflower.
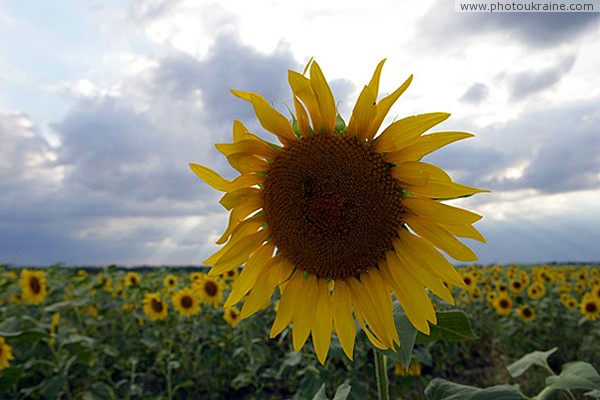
[580,293,600,321]
[193,276,225,308]
[461,272,477,291]
[0,336,14,372]
[509,279,525,295]
[516,304,536,322]
[143,293,168,321]
[190,59,487,363]
[164,274,178,289]
[493,294,513,316]
[19,269,47,305]
[395,361,422,377]
[223,307,241,327]
[125,272,140,287]
[190,272,204,283]
[528,281,545,299]
[172,288,201,317]
[592,285,600,300]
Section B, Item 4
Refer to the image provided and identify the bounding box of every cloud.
[507,54,576,100]
[418,0,600,49]
[425,96,600,194]
[1,32,300,265]
[459,82,489,104]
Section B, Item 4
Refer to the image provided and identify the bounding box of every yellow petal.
[397,229,465,288]
[216,139,277,159]
[240,256,291,319]
[312,278,333,364]
[215,201,264,245]
[231,90,296,144]
[385,131,473,163]
[332,280,356,360]
[293,96,311,137]
[227,154,270,174]
[402,196,482,225]
[233,120,250,142]
[204,215,265,265]
[189,164,232,192]
[361,271,400,347]
[310,61,336,134]
[219,187,262,211]
[374,113,450,153]
[367,59,386,98]
[292,274,318,352]
[367,74,413,141]
[391,162,431,186]
[270,270,303,338]
[346,276,393,348]
[209,229,270,275]
[392,241,455,304]
[404,214,478,262]
[381,253,434,333]
[347,86,377,140]
[442,223,486,243]
[405,180,489,199]
[224,242,275,307]
[289,70,323,131]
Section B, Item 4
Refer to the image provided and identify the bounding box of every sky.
[1,0,599,267]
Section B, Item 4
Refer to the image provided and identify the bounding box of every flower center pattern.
[263,134,404,280]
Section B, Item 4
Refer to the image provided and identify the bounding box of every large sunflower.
[19,269,48,305]
[190,60,487,363]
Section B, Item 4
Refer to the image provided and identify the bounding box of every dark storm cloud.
[418,0,600,48]
[0,32,299,265]
[507,55,575,100]
[459,83,489,104]
[426,97,600,194]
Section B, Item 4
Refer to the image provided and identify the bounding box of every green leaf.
[0,367,23,396]
[506,348,557,378]
[585,389,600,398]
[425,378,524,400]
[416,310,478,344]
[546,362,600,391]
[0,329,49,344]
[332,383,351,400]
[312,384,328,400]
[377,301,418,368]
[43,299,87,313]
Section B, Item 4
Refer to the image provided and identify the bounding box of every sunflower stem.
[374,351,390,400]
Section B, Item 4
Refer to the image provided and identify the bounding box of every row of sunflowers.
[1,263,599,399]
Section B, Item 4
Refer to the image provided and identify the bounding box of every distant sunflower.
[172,288,200,317]
[0,336,14,371]
[395,361,422,377]
[223,307,241,327]
[591,285,600,300]
[193,276,225,308]
[461,272,477,291]
[190,59,487,363]
[580,293,600,321]
[509,279,525,295]
[19,269,47,305]
[494,294,513,316]
[516,304,536,322]
[143,293,168,321]
[125,272,140,287]
[528,281,545,299]
[164,274,178,289]
[190,272,204,283]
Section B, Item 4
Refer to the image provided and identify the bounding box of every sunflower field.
[1,263,599,399]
